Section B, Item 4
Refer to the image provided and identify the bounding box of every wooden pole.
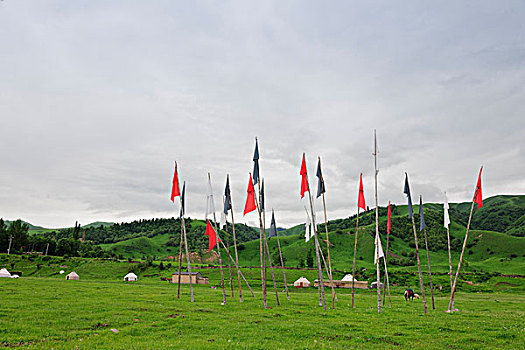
[180,196,194,302]
[351,206,360,308]
[410,215,427,314]
[448,199,476,312]
[382,230,392,308]
[273,211,290,300]
[255,181,267,308]
[176,221,184,299]
[227,175,244,302]
[420,196,435,310]
[258,182,280,306]
[373,129,381,314]
[445,192,456,311]
[216,235,256,298]
[319,158,337,309]
[209,173,226,305]
[306,177,327,311]
[223,221,235,298]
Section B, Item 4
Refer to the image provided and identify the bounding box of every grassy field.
[1,277,523,349]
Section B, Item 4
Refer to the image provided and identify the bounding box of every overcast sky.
[1,1,524,228]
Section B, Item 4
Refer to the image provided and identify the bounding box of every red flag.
[300,153,309,198]
[358,173,366,211]
[205,220,219,251]
[243,173,257,216]
[170,162,180,202]
[473,166,483,211]
[387,201,391,234]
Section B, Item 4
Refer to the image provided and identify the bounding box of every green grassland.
[0,271,523,349]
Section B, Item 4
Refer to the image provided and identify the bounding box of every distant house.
[124,272,138,282]
[66,271,79,280]
[293,277,311,288]
[171,271,209,285]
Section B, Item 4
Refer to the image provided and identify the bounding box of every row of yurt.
[63,271,138,281]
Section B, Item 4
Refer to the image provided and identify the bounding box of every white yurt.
[293,277,311,288]
[341,274,356,282]
[0,268,11,278]
[66,271,79,280]
[124,272,138,282]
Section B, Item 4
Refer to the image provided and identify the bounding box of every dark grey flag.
[253,138,260,185]
[269,210,277,238]
[404,173,413,218]
[224,176,232,214]
[419,195,426,231]
[179,181,186,218]
[316,158,325,198]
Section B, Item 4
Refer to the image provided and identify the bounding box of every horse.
[404,289,415,301]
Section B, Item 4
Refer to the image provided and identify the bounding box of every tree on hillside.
[0,219,8,252]
[7,220,29,252]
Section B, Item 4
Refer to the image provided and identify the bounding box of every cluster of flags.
[169,134,484,313]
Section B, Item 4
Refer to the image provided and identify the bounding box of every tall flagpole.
[373,130,381,314]
[306,167,327,311]
[382,203,392,307]
[222,209,234,298]
[176,220,184,299]
[272,210,290,300]
[351,206,360,308]
[259,180,280,306]
[215,232,256,298]
[444,192,456,311]
[448,200,475,312]
[179,182,194,302]
[448,167,482,312]
[405,173,427,314]
[420,196,435,310]
[318,157,337,309]
[227,174,244,302]
[208,173,227,305]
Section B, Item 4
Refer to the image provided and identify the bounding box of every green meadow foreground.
[1,277,524,349]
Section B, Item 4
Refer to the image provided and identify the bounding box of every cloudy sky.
[1,1,524,228]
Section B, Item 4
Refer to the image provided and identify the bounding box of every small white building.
[0,268,11,278]
[66,271,79,280]
[293,277,311,288]
[124,272,138,282]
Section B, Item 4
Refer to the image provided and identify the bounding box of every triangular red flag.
[300,153,309,198]
[205,220,219,251]
[170,162,180,202]
[387,201,391,234]
[358,173,366,211]
[473,166,483,211]
[243,173,257,216]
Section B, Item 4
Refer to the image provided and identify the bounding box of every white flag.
[444,192,450,228]
[374,232,385,265]
[305,212,312,242]
[205,177,215,220]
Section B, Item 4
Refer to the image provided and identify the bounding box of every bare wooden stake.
[448,199,476,312]
[318,157,337,309]
[373,130,381,314]
[420,197,435,310]
[228,174,244,302]
[351,207,360,308]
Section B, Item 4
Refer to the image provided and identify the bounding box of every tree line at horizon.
[0,194,523,259]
